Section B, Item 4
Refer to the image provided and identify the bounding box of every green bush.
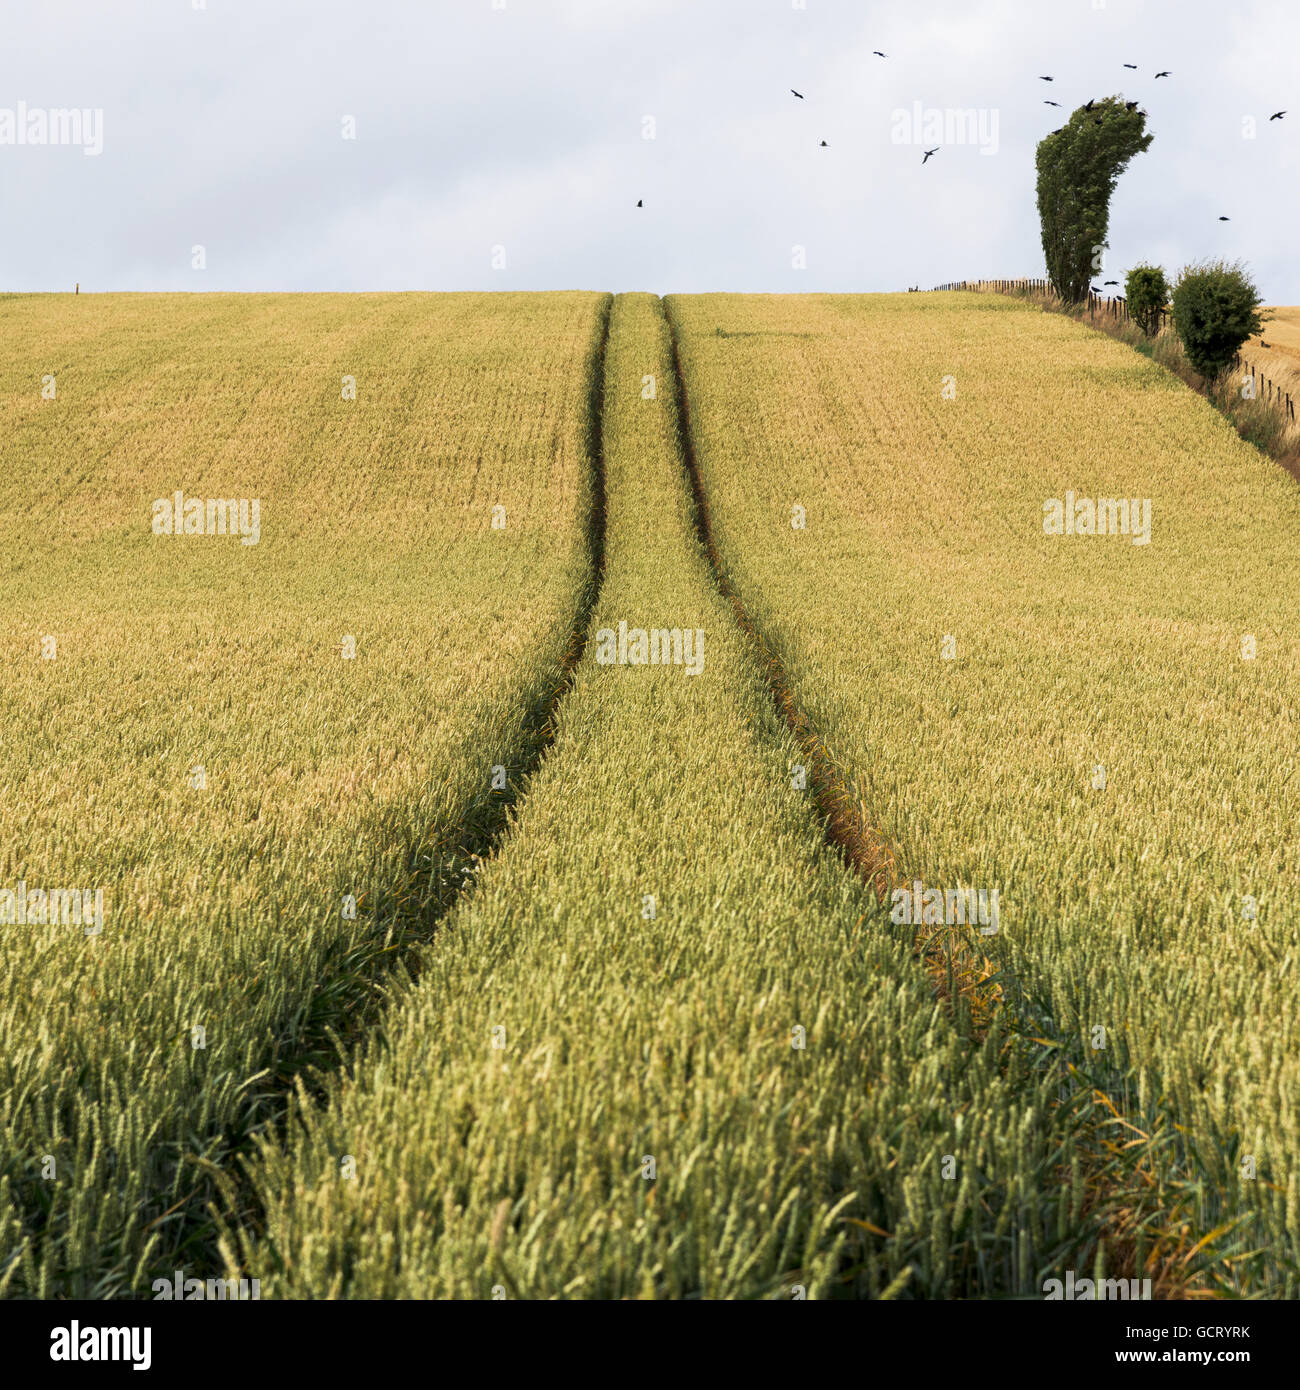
[1126,263,1169,336]
[1171,260,1264,379]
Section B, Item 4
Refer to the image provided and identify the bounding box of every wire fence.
[930,279,1296,424]
[1229,355,1296,420]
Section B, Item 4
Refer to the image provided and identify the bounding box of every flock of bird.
[1032,66,1284,227]
[632,52,1288,216]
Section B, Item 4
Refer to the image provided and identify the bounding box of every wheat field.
[0,290,607,1296]
[667,288,1300,1296]
[2,288,1296,1300]
[1246,306,1300,404]
[225,293,1099,1300]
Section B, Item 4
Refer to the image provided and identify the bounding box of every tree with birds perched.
[1036,96,1153,304]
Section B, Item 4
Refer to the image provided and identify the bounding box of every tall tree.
[1036,98,1152,304]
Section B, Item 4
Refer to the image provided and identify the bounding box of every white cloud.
[0,0,1293,298]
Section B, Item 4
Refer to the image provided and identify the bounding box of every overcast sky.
[1,0,1295,299]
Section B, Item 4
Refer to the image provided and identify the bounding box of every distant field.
[0,291,607,1296]
[1245,305,1300,412]
[668,289,1300,1296]
[4,289,1297,1301]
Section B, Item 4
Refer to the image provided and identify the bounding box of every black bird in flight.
[873,51,888,58]
[1104,279,1119,285]
[922,147,939,163]
[819,140,828,146]
[1155,70,1171,78]
[1039,75,1054,81]
[1051,126,1063,134]
[791,89,804,99]
[1125,101,1139,110]
[1123,63,1138,69]
[1270,110,1287,120]
[636,200,642,207]
[1091,285,1103,294]
[1084,99,1096,111]
[1219,216,1231,221]
[1044,99,1061,106]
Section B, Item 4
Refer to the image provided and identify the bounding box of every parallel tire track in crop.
[660,297,1001,1035]
[158,295,614,1291]
[659,293,1205,1297]
[230,291,1092,1299]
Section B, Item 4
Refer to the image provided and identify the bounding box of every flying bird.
[819,140,828,146]
[1104,279,1119,285]
[1044,99,1061,106]
[1219,216,1231,221]
[1155,70,1171,78]
[636,199,643,207]
[1051,126,1063,134]
[1091,285,1103,294]
[1084,99,1096,111]
[873,51,888,58]
[1125,101,1139,110]
[1270,110,1287,120]
[1123,63,1138,69]
[1039,75,1054,81]
[791,89,804,99]
[922,147,939,163]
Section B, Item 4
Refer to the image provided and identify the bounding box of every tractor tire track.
[660,295,1000,1032]
[169,293,613,1291]
[659,293,1206,1298]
